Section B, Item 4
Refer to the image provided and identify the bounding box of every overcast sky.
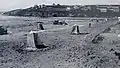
[0,0,120,11]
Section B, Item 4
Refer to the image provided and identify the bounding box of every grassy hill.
[3,4,120,17]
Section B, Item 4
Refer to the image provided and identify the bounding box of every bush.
[103,27,111,33]
[92,36,104,44]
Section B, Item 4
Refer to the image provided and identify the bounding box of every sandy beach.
[0,15,119,68]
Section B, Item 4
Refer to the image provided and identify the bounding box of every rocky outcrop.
[0,26,7,35]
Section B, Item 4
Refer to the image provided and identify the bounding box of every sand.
[0,16,119,68]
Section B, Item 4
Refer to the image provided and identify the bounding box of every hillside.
[3,4,120,17]
[3,9,22,16]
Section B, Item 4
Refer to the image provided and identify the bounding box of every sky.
[0,0,120,11]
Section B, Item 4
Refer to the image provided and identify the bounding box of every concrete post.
[26,31,46,51]
[38,23,44,30]
[71,24,80,35]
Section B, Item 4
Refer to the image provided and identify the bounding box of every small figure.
[96,19,99,22]
[105,18,108,22]
[89,23,91,28]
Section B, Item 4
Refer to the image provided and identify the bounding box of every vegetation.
[3,4,120,17]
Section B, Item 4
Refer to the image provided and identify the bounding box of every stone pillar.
[89,23,91,28]
[71,24,80,35]
[26,31,38,50]
[26,31,46,51]
[38,23,44,30]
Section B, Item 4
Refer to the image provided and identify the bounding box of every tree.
[52,3,56,6]
[33,5,39,9]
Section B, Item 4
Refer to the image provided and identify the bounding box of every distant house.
[97,5,108,12]
[108,6,119,12]
[99,8,107,12]
[97,5,120,13]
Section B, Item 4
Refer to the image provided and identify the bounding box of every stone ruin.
[71,24,89,35]
[0,26,7,35]
[25,31,47,51]
[37,23,44,30]
[71,24,80,35]
[36,22,44,30]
